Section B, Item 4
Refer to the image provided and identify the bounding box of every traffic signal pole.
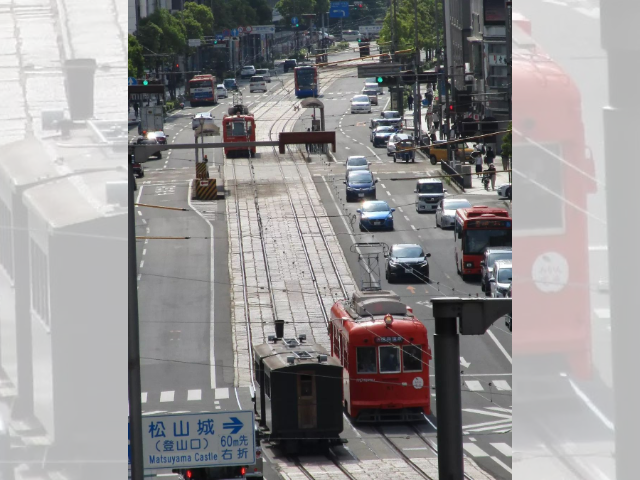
[600,2,640,478]
[413,0,421,141]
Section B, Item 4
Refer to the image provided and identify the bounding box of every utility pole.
[128,163,144,480]
[505,0,512,123]
[601,1,640,478]
[441,0,451,161]
[413,0,421,141]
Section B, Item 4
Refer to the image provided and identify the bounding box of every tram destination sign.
[128,411,255,470]
[357,63,402,79]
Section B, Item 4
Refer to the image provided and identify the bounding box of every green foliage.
[183,2,214,36]
[378,0,441,55]
[274,0,314,23]
[128,34,145,78]
[501,121,512,158]
[138,9,186,57]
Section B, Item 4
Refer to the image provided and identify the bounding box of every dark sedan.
[385,244,431,283]
[370,126,396,147]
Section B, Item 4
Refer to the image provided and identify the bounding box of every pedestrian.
[305,128,311,154]
[133,102,139,118]
[485,145,496,165]
[430,130,437,143]
[474,151,483,178]
[433,110,440,131]
[407,93,414,111]
[485,163,497,190]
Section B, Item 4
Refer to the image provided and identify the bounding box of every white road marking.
[491,456,513,474]
[215,387,230,400]
[404,215,410,221]
[141,392,147,403]
[137,210,142,216]
[490,443,512,457]
[487,329,512,363]
[386,190,391,195]
[568,378,615,431]
[398,207,403,212]
[411,225,417,230]
[160,391,175,402]
[463,443,488,457]
[141,218,147,224]
[463,409,511,419]
[465,380,484,391]
[139,260,144,268]
[142,249,146,256]
[403,447,429,451]
[137,274,141,281]
[492,380,511,391]
[345,147,351,150]
[188,389,202,401]
[381,183,386,188]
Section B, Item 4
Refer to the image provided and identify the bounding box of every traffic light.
[377,77,383,83]
[214,39,218,44]
[175,63,179,68]
[142,80,148,86]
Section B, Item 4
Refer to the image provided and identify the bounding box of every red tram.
[222,112,256,158]
[329,290,431,422]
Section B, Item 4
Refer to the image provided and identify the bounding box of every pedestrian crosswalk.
[463,379,512,392]
[128,387,231,415]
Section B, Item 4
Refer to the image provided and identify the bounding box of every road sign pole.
[128,163,144,480]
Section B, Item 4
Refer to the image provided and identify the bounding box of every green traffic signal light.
[377,77,383,83]
[296,23,299,27]
[143,80,149,86]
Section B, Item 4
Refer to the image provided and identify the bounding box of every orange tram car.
[329,290,432,422]
[223,107,256,158]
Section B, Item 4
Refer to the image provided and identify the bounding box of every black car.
[283,59,298,73]
[480,247,512,292]
[223,78,238,91]
[370,126,396,147]
[385,244,431,283]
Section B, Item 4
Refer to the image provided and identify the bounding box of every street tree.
[274,0,315,23]
[128,34,145,78]
[183,1,215,36]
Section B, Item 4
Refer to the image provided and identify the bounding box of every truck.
[138,105,164,135]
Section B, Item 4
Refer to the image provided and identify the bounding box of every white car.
[345,156,370,178]
[255,68,271,82]
[192,112,214,130]
[435,198,471,228]
[365,81,383,95]
[497,183,512,199]
[351,95,372,114]
[216,84,228,98]
[241,65,256,79]
[249,76,267,93]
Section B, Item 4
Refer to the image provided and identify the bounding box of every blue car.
[345,170,378,202]
[357,200,395,231]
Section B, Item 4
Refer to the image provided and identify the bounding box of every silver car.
[489,260,513,298]
[345,156,370,178]
[435,198,471,228]
[351,95,372,113]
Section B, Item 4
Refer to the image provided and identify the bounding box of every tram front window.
[379,346,401,374]
[356,347,376,374]
[403,345,423,372]
[232,121,246,136]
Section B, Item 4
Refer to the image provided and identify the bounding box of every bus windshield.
[189,80,212,89]
[464,229,512,255]
[296,69,315,86]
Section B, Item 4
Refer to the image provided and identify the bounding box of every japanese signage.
[488,54,508,66]
[129,411,255,469]
[467,219,511,228]
[374,336,403,343]
[249,25,275,35]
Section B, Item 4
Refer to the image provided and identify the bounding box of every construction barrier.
[196,162,209,179]
[194,178,218,200]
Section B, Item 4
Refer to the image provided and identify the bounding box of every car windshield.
[395,135,410,142]
[224,80,235,86]
[348,157,368,166]
[497,267,512,284]
[464,230,512,255]
[363,202,390,212]
[418,183,444,194]
[353,95,370,102]
[383,111,400,118]
[363,90,377,96]
[393,245,423,258]
[242,66,254,71]
[256,70,268,74]
[349,171,373,183]
[376,127,395,133]
[487,252,512,268]
[443,200,471,210]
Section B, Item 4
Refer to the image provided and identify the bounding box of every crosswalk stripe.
[465,380,483,391]
[188,389,202,401]
[160,391,175,402]
[490,443,512,456]
[215,387,230,400]
[463,443,488,457]
[493,380,511,391]
[141,392,148,403]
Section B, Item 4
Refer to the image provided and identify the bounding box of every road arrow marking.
[460,357,470,368]
[407,286,416,294]
[223,417,244,434]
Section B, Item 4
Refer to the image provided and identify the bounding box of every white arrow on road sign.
[460,357,470,368]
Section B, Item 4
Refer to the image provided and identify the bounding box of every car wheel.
[385,268,389,280]
[507,187,512,200]
[436,215,440,227]
[430,155,437,165]
[388,272,394,283]
[425,268,430,283]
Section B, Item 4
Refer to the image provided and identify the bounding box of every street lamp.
[198,117,205,163]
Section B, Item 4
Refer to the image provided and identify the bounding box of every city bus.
[454,206,512,279]
[188,74,218,106]
[512,16,596,379]
[294,66,318,97]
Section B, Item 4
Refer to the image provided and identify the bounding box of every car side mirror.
[391,208,396,212]
[413,190,417,193]
[426,253,431,258]
[480,261,485,266]
[489,278,496,283]
[356,209,362,213]
[343,181,346,184]
[375,179,379,183]
[443,189,447,193]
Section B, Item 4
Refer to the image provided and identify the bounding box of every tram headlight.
[465,262,473,268]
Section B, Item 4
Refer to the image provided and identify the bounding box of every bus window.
[379,346,401,374]
[455,219,463,239]
[403,345,423,372]
[356,346,376,373]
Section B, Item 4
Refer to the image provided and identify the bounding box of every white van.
[341,30,362,42]
[414,178,446,213]
[249,76,267,93]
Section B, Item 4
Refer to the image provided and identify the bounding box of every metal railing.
[441,160,465,192]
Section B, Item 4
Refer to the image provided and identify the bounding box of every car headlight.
[464,262,473,268]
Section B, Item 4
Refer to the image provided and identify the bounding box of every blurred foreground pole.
[601,1,640,478]
[129,164,144,480]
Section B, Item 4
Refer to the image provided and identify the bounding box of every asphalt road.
[299,72,514,479]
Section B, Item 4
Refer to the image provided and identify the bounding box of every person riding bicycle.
[482,163,497,190]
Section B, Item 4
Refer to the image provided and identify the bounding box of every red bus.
[329,290,431,422]
[188,74,218,106]
[454,206,512,278]
[512,16,596,378]
[222,113,256,158]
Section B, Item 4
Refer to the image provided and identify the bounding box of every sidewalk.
[402,110,512,196]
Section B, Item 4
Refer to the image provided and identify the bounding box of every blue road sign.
[329,1,349,18]
[222,29,231,37]
[128,411,255,470]
[291,16,298,25]
[216,34,224,41]
[231,28,238,37]
[128,77,137,86]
